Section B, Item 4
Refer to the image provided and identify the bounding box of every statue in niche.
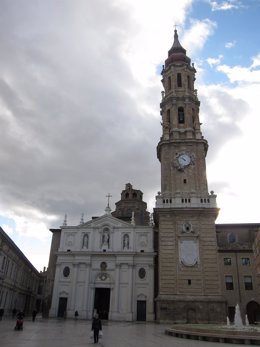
[123,234,129,250]
[102,228,110,247]
[82,234,88,249]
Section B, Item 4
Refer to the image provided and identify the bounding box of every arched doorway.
[246,301,260,324]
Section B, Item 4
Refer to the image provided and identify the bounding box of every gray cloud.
[199,86,249,162]
[0,1,161,228]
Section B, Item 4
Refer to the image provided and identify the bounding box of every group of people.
[3,306,102,342]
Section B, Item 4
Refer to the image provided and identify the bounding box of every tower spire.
[166,28,190,66]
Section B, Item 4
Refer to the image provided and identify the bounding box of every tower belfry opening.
[154,29,226,323]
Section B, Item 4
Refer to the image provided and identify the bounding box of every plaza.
[0,317,247,347]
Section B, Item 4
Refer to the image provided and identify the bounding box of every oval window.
[138,268,146,279]
[63,266,70,277]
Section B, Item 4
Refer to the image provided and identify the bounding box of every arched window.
[178,107,185,124]
[167,76,171,90]
[177,73,182,87]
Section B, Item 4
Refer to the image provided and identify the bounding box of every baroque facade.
[49,184,155,321]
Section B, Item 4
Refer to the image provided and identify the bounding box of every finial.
[131,211,135,226]
[80,213,84,225]
[105,193,112,215]
[106,193,112,207]
[63,214,67,226]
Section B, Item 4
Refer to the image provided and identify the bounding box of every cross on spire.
[106,193,112,207]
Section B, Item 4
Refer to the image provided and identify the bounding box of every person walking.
[91,313,102,344]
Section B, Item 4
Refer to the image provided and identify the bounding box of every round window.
[138,267,146,279]
[63,266,70,277]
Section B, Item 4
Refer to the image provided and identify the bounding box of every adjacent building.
[217,223,260,323]
[0,227,40,317]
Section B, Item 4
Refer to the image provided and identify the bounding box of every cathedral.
[46,30,260,324]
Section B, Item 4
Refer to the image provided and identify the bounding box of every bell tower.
[154,30,226,323]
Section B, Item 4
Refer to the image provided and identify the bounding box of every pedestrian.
[74,310,79,320]
[91,313,102,344]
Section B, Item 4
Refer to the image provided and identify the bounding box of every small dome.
[165,29,191,67]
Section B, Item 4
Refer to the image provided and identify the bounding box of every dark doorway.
[137,300,146,321]
[57,297,67,318]
[247,301,260,324]
[94,288,110,320]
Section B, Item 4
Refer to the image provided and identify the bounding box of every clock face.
[177,154,191,167]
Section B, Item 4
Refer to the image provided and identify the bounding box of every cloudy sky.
[1,0,260,271]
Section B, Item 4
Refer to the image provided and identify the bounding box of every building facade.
[49,184,155,321]
[217,223,260,324]
[0,227,40,317]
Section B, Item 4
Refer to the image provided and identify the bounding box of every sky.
[0,0,260,271]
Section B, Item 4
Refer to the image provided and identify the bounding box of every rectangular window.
[242,258,250,266]
[244,276,253,290]
[225,275,234,290]
[177,73,182,87]
[224,257,231,265]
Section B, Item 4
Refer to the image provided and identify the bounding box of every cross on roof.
[106,193,112,207]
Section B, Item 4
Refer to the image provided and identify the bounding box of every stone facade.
[217,223,260,323]
[49,186,155,321]
[0,227,40,317]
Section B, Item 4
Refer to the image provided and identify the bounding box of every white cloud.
[209,0,242,11]
[207,55,223,66]
[251,53,260,69]
[182,19,217,57]
[217,63,260,83]
[198,78,260,223]
[1,224,14,236]
[225,41,236,48]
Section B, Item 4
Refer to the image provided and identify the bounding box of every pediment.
[79,214,132,229]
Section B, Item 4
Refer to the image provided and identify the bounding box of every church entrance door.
[57,297,67,318]
[137,300,146,321]
[94,288,110,320]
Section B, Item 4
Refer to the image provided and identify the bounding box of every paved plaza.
[0,317,246,347]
